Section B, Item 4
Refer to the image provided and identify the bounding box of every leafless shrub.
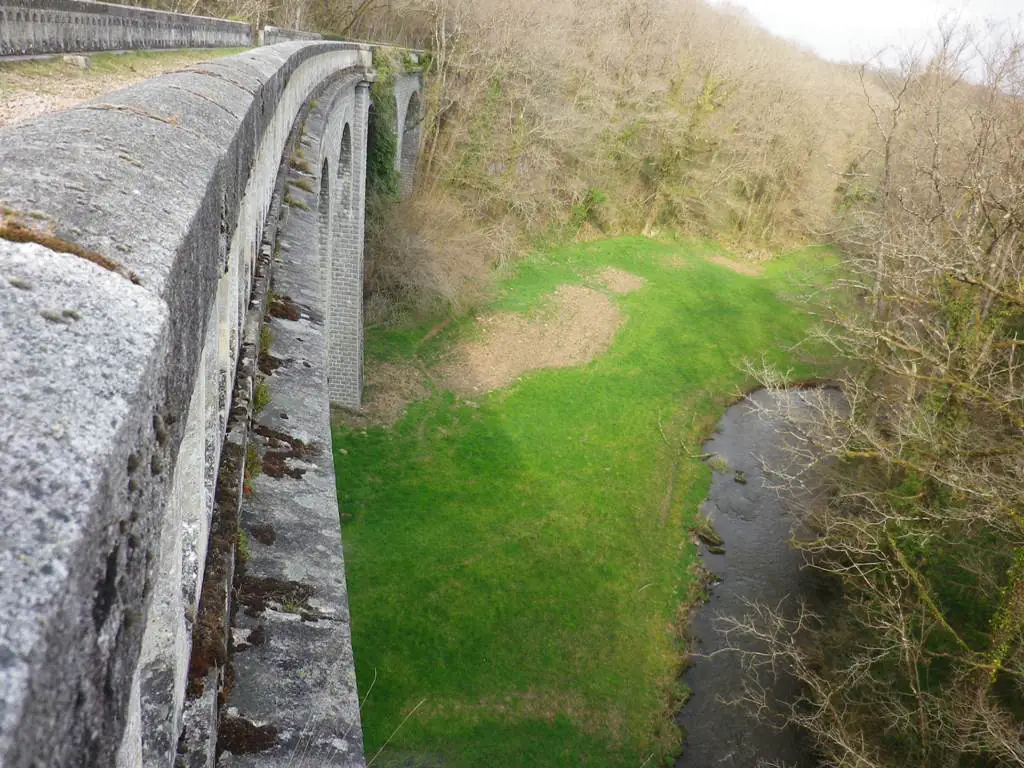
[363,191,509,324]
[345,0,881,317]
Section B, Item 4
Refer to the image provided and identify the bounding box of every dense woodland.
[134,1,1024,764]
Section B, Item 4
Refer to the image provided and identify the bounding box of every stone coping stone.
[261,26,323,45]
[0,241,169,767]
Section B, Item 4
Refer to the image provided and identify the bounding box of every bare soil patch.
[595,266,645,294]
[337,272,640,424]
[707,254,764,277]
[664,255,692,269]
[437,284,623,395]
[332,362,428,429]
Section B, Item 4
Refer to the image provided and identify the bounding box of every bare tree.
[738,22,1024,768]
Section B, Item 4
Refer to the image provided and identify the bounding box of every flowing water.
[676,389,827,768]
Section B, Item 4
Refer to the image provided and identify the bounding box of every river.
[676,389,828,768]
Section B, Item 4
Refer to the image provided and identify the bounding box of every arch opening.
[364,99,393,199]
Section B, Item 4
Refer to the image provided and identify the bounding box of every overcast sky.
[711,0,1023,63]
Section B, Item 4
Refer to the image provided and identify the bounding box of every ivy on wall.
[366,48,400,199]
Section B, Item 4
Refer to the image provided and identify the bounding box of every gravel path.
[0,50,241,128]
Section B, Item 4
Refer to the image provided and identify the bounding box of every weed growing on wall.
[236,528,252,563]
[253,379,271,414]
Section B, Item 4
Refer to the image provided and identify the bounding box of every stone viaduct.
[0,11,424,767]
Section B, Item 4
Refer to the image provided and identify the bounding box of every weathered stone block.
[0,241,170,767]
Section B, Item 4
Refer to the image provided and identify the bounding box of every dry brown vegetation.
[361,193,510,323]
[405,0,877,274]
[344,0,888,319]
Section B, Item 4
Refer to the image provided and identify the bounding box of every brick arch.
[313,79,370,407]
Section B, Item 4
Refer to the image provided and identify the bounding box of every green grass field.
[333,237,834,766]
[0,47,248,78]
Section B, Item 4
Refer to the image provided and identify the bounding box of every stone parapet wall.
[0,0,253,56]
[0,41,372,768]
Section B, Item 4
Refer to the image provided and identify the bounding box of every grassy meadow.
[334,237,833,766]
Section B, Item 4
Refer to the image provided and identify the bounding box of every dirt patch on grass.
[663,255,692,269]
[333,362,429,429]
[423,689,624,741]
[595,267,645,294]
[437,284,623,395]
[707,254,764,277]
